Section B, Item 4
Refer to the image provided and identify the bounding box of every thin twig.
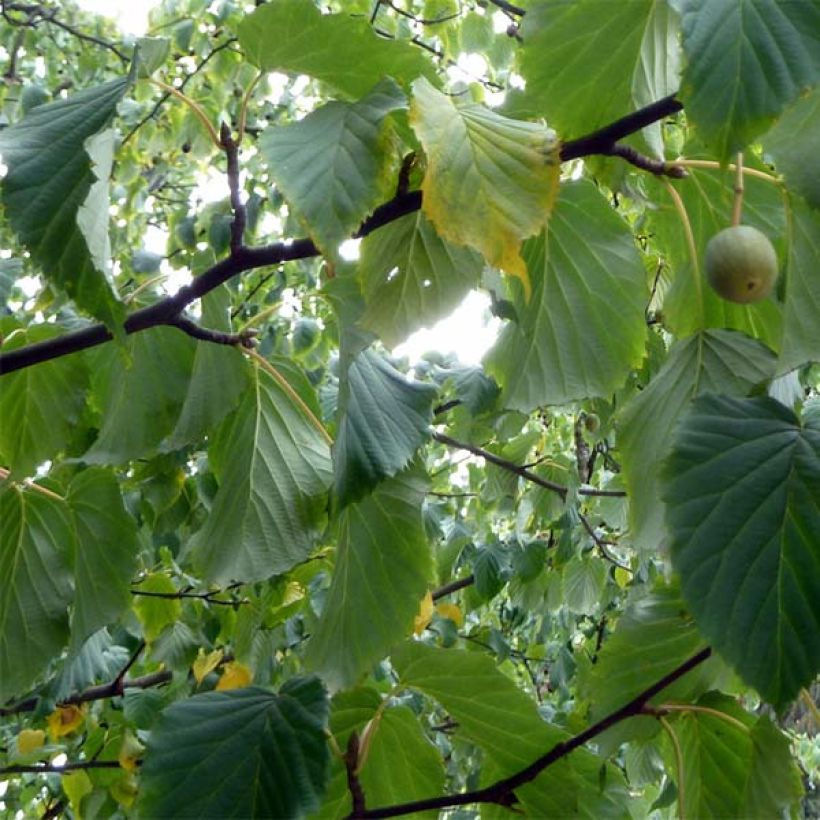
[345,733,367,816]
[731,152,744,226]
[0,760,121,776]
[431,574,475,602]
[579,515,632,573]
[220,122,247,251]
[168,315,256,347]
[605,144,687,178]
[130,581,247,606]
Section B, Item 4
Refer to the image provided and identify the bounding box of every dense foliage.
[1,0,819,817]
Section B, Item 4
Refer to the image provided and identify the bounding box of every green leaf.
[66,468,138,650]
[133,573,181,643]
[672,693,803,817]
[486,182,648,411]
[306,470,432,690]
[359,210,483,348]
[392,642,621,817]
[661,394,820,707]
[359,706,446,815]
[84,326,196,464]
[260,79,405,258]
[164,287,249,450]
[763,88,820,210]
[562,556,608,615]
[0,485,73,702]
[136,36,171,77]
[0,79,128,329]
[334,348,436,508]
[410,77,560,296]
[678,0,820,159]
[645,166,785,348]
[0,325,89,477]
[619,329,776,551]
[513,0,655,137]
[237,0,436,98]
[582,582,713,753]
[189,363,332,583]
[779,201,820,371]
[52,628,129,700]
[138,679,330,819]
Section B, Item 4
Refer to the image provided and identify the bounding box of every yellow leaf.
[413,590,434,636]
[110,770,139,807]
[410,77,561,301]
[282,580,305,606]
[215,661,253,691]
[435,601,463,627]
[47,704,86,741]
[192,647,224,685]
[17,728,45,755]
[118,732,144,773]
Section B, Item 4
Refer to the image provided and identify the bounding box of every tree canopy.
[0,0,819,817]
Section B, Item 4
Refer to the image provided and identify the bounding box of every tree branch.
[349,648,712,818]
[168,315,256,347]
[0,760,122,776]
[431,574,475,602]
[0,96,682,376]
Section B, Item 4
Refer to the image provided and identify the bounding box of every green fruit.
[704,225,778,304]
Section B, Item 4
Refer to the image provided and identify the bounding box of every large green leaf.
[661,394,820,707]
[678,0,820,159]
[83,326,196,464]
[164,287,248,450]
[0,325,89,477]
[237,0,436,98]
[779,201,820,371]
[410,77,560,295]
[260,79,405,258]
[0,484,73,701]
[646,166,785,348]
[672,693,803,817]
[305,470,432,690]
[512,0,656,137]
[619,329,776,551]
[138,679,330,819]
[189,363,332,583]
[0,79,128,329]
[66,468,138,650]
[392,642,625,817]
[582,582,714,753]
[486,182,647,411]
[358,210,483,348]
[762,88,820,210]
[334,348,436,508]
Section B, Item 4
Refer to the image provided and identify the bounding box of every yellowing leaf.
[615,567,632,589]
[110,770,139,807]
[215,661,253,691]
[410,77,560,299]
[435,602,463,627]
[192,648,224,685]
[47,704,86,741]
[17,728,45,755]
[282,581,305,607]
[413,590,434,636]
[118,732,145,773]
[62,769,93,816]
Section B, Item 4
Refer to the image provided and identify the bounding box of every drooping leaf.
[83,326,196,464]
[0,325,89,477]
[512,0,656,137]
[305,470,432,690]
[672,693,803,817]
[678,0,820,159]
[334,348,436,508]
[359,210,484,348]
[661,394,820,707]
[164,286,249,450]
[189,363,332,583]
[762,87,820,210]
[260,78,406,258]
[779,201,820,371]
[237,0,436,98]
[0,79,128,328]
[66,467,138,649]
[645,166,785,348]
[392,642,626,817]
[619,329,776,551]
[138,679,329,819]
[486,182,647,410]
[0,484,73,702]
[410,77,560,296]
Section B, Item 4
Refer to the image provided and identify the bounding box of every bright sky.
[75,0,501,365]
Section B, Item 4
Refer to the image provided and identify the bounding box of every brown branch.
[0,760,122,776]
[168,315,256,348]
[129,581,247,606]
[0,96,682,376]
[605,144,687,178]
[431,574,475,602]
[220,122,247,251]
[345,733,367,816]
[350,648,712,818]
[432,432,626,499]
[487,0,526,16]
